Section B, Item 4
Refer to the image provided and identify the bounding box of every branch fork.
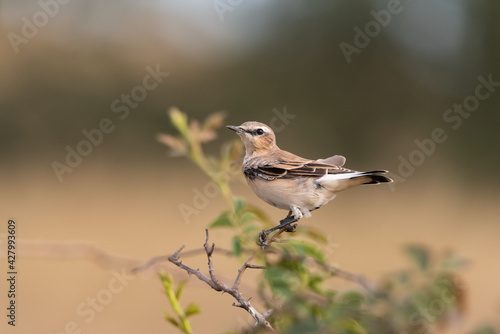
[169,229,274,332]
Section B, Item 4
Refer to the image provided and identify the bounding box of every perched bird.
[226,121,392,238]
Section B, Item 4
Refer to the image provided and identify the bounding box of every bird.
[226,121,392,241]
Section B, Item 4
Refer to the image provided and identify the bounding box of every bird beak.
[226,125,242,133]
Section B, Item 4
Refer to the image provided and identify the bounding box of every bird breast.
[245,176,336,212]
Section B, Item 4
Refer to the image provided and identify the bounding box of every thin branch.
[322,263,377,293]
[203,230,231,292]
[233,252,260,291]
[4,235,376,295]
[263,309,273,318]
[134,232,376,294]
[247,264,266,269]
[132,247,234,273]
[168,229,275,332]
[168,245,221,291]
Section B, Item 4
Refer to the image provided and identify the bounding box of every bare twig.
[233,253,260,291]
[4,234,376,299]
[134,228,376,294]
[203,230,230,291]
[168,245,221,291]
[169,229,275,332]
[322,263,377,293]
[132,247,233,273]
[247,264,266,269]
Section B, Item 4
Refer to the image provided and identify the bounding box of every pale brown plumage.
[227,121,392,226]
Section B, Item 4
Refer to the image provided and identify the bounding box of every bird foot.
[284,223,297,233]
[257,229,269,246]
[257,219,299,246]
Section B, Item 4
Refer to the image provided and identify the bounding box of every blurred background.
[1,0,500,333]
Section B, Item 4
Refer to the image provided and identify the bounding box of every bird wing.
[318,155,346,167]
[261,161,354,179]
[245,152,355,181]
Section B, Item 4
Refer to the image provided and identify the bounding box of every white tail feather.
[317,172,365,181]
[316,172,373,192]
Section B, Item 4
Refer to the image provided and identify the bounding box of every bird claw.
[257,229,270,247]
[257,223,298,246]
[284,223,297,233]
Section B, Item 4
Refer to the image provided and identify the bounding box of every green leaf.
[245,204,272,224]
[307,273,327,293]
[209,214,233,228]
[185,302,201,317]
[169,107,189,137]
[405,245,430,271]
[264,267,294,298]
[242,223,259,234]
[233,198,245,216]
[175,280,186,299]
[340,291,365,308]
[232,236,242,256]
[165,314,179,328]
[239,211,256,224]
[160,272,173,288]
[289,240,326,263]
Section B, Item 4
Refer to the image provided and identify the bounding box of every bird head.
[226,121,277,156]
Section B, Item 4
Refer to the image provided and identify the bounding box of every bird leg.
[258,209,302,245]
[269,213,299,233]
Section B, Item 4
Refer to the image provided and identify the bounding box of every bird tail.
[316,170,392,192]
[360,170,393,184]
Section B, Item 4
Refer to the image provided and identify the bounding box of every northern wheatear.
[227,121,392,238]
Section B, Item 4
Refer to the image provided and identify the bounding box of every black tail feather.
[361,170,393,184]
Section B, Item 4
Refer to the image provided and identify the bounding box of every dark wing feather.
[245,160,355,181]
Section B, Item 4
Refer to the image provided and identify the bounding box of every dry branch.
[168,230,274,332]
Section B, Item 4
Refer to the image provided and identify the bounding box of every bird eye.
[256,128,264,135]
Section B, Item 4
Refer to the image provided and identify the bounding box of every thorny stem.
[135,243,377,293]
[169,230,274,332]
[137,226,379,333]
[233,252,265,291]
